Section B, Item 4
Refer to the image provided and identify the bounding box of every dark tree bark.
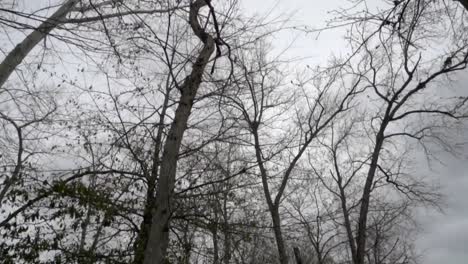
[458,0,468,12]
[293,247,303,264]
[355,124,388,264]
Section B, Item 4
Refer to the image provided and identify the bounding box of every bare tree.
[317,2,468,262]
[220,40,364,263]
[1,1,467,264]
[140,1,217,263]
[0,0,182,89]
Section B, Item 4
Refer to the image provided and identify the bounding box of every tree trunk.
[0,0,78,89]
[293,247,302,264]
[355,127,386,264]
[141,1,215,263]
[271,206,288,264]
[222,192,231,264]
[212,222,220,264]
[133,84,170,264]
[337,181,358,263]
[252,129,288,264]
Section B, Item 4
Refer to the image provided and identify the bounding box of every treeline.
[0,1,467,264]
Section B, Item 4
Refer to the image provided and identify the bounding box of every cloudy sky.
[2,0,467,263]
[244,0,468,263]
[414,71,468,264]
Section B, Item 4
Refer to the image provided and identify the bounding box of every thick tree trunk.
[355,127,386,264]
[133,188,157,264]
[0,0,78,89]
[141,1,215,264]
[271,206,288,264]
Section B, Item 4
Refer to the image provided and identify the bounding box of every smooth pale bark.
[0,0,78,89]
[0,0,177,89]
[141,1,215,263]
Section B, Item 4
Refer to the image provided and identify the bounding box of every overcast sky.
[2,0,467,263]
[244,1,468,263]
[414,71,468,264]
